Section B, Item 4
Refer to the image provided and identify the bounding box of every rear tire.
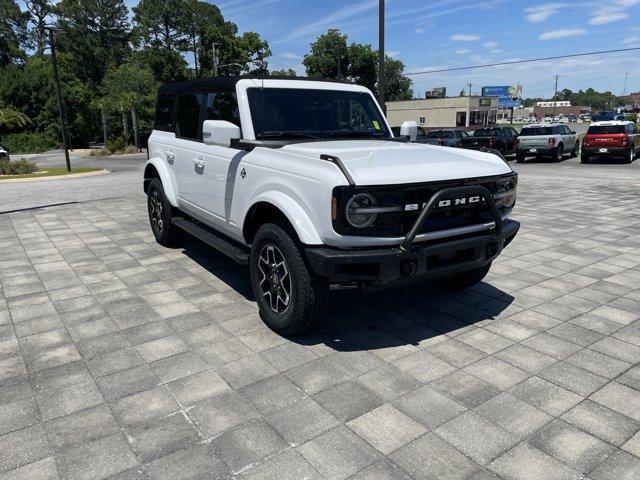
[516,152,525,163]
[147,178,182,247]
[439,263,492,290]
[553,145,563,162]
[250,223,329,336]
[580,153,589,164]
[625,147,635,164]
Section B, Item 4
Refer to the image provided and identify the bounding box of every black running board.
[172,217,250,265]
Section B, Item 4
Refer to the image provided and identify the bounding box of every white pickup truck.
[144,77,519,334]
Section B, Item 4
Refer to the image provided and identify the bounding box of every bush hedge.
[0,132,58,154]
[0,158,39,175]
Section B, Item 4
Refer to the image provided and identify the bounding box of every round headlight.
[345,193,378,229]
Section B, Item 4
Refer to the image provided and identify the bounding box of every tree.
[133,0,188,50]
[303,29,413,101]
[0,0,29,67]
[25,0,53,56]
[271,68,298,77]
[0,108,29,128]
[103,62,158,144]
[55,0,130,84]
[182,0,225,76]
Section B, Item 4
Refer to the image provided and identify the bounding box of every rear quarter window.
[154,95,175,132]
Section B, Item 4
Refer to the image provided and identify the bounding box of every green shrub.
[106,135,127,153]
[0,132,58,154]
[0,158,39,175]
[89,148,111,156]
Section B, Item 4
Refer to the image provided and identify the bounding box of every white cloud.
[483,41,499,48]
[280,52,301,60]
[525,3,567,22]
[454,48,471,54]
[414,27,424,34]
[621,35,640,44]
[538,28,587,40]
[387,50,401,57]
[490,49,503,54]
[449,34,481,42]
[615,0,639,6]
[589,11,629,24]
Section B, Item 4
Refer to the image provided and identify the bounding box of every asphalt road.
[1,148,638,214]
[0,151,147,214]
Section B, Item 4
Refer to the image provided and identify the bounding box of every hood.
[281,140,512,186]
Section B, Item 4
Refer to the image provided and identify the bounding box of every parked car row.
[393,121,638,164]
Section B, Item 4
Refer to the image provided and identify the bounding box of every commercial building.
[386,96,498,128]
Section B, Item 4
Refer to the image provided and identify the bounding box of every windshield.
[473,128,501,137]
[427,130,454,139]
[588,125,626,134]
[521,127,553,136]
[247,87,390,140]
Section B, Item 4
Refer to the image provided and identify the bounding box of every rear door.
[560,125,574,152]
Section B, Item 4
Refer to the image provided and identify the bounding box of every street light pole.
[378,0,385,112]
[48,28,71,173]
[552,74,560,120]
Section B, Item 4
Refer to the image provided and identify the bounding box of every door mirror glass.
[202,120,241,147]
[400,121,418,142]
[571,131,576,134]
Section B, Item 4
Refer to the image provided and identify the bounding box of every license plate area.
[599,148,608,153]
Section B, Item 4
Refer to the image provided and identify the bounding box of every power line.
[404,47,640,76]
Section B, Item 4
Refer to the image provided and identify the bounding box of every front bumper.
[306,219,520,284]
[582,147,629,157]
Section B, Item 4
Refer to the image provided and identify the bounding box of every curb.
[0,169,110,183]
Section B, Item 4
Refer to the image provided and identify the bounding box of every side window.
[176,93,204,140]
[511,128,518,137]
[154,95,175,132]
[564,126,571,134]
[203,91,241,127]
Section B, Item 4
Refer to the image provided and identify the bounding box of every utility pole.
[212,43,219,76]
[552,74,560,120]
[467,83,472,97]
[377,0,385,112]
[622,72,629,96]
[48,28,71,173]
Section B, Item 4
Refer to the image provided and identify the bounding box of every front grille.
[333,173,516,237]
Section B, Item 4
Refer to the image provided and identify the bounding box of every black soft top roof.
[157,76,349,96]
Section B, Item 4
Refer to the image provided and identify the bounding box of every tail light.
[621,135,629,146]
[583,137,590,148]
[488,138,494,148]
[515,138,520,147]
[548,138,556,147]
[438,139,444,146]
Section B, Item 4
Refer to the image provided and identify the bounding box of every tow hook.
[400,259,418,278]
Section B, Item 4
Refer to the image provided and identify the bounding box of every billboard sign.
[481,85,522,108]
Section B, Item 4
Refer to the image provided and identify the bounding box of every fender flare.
[246,191,323,245]
[144,157,178,207]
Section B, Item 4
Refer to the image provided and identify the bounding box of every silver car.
[516,123,579,163]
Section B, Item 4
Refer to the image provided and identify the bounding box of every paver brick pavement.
[0,165,640,478]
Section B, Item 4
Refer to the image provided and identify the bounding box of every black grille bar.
[400,185,503,252]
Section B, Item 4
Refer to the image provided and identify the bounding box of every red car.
[582,121,639,164]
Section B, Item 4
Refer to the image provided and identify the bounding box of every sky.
[212,0,640,99]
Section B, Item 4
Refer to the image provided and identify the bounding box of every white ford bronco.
[144,77,520,335]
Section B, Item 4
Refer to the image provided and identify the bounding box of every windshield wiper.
[256,131,320,140]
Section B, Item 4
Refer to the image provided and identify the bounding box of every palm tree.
[0,109,30,128]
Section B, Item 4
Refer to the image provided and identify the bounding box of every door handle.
[193,157,205,170]
[166,149,175,165]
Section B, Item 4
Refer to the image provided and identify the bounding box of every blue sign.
[481,86,522,109]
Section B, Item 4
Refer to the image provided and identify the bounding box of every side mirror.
[571,131,576,134]
[202,120,240,147]
[400,121,418,142]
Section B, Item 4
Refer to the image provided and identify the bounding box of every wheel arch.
[243,193,323,246]
[143,158,178,207]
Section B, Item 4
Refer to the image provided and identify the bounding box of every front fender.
[248,191,323,245]
[145,157,178,207]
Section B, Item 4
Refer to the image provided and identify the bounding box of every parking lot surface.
[1,158,639,479]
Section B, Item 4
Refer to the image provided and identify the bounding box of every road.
[0,151,146,214]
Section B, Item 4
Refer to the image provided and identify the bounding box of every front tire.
[439,263,492,290]
[147,178,182,247]
[250,223,329,336]
[570,142,579,158]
